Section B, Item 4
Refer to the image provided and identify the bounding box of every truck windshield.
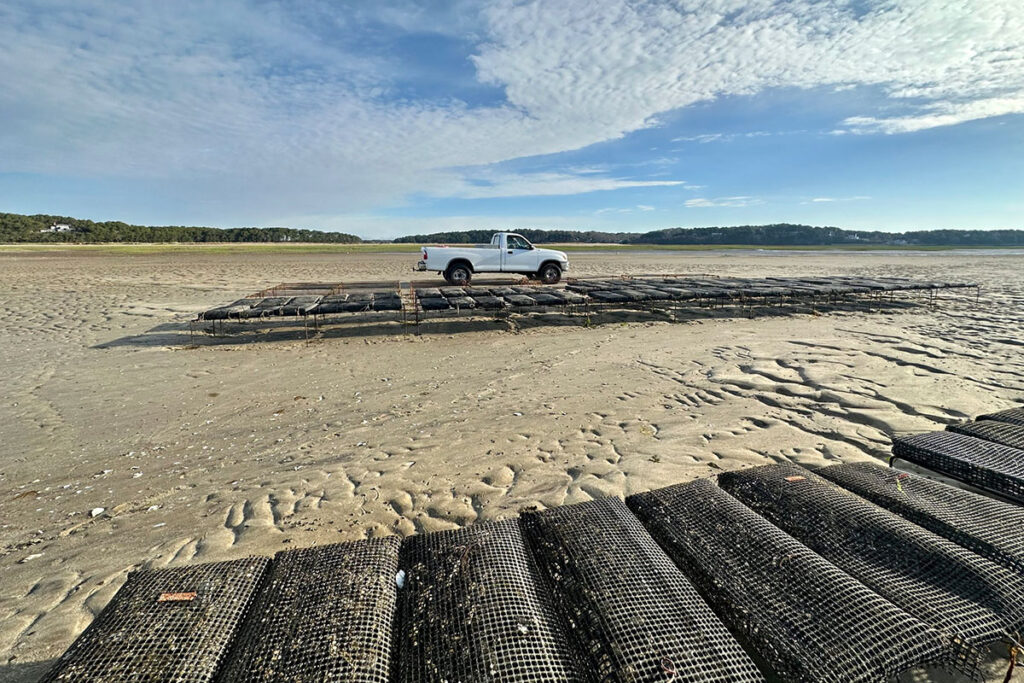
[507,235,532,250]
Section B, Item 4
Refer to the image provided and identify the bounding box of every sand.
[1,247,1022,681]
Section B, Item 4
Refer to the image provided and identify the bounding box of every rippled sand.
[1,247,1022,681]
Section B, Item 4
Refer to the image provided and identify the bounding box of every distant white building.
[40,223,74,233]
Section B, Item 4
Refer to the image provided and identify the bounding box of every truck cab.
[416,232,569,285]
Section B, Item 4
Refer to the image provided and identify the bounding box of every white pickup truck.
[415,232,570,285]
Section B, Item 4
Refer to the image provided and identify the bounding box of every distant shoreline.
[2,242,1024,255]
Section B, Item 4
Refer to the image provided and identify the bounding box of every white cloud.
[675,133,726,144]
[685,196,762,208]
[637,204,655,211]
[672,132,772,143]
[811,196,871,202]
[0,0,1022,232]
[565,166,609,175]
[449,173,686,199]
[475,0,1024,142]
[841,97,1024,134]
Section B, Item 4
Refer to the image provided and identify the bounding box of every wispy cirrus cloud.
[594,203,659,215]
[449,172,687,199]
[810,196,871,202]
[673,132,773,144]
[840,97,1024,134]
[685,197,762,208]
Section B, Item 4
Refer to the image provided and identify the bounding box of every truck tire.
[538,262,562,285]
[445,262,472,286]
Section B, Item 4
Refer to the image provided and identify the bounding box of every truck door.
[500,234,540,273]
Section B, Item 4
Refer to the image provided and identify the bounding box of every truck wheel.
[445,263,472,285]
[539,262,562,285]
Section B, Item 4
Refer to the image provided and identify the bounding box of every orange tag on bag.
[158,592,197,602]
[784,476,806,482]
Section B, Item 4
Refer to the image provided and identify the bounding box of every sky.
[1,0,1022,238]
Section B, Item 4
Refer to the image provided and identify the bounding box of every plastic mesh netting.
[561,292,587,304]
[617,289,650,302]
[373,294,403,312]
[217,537,399,682]
[893,431,1024,504]
[948,420,1024,451]
[307,294,350,314]
[41,557,270,683]
[626,478,954,682]
[446,296,476,309]
[315,298,373,314]
[634,288,672,300]
[818,461,1024,576]
[201,299,258,320]
[249,297,291,316]
[718,463,1024,647]
[391,519,584,682]
[201,277,974,323]
[409,287,584,311]
[589,290,628,303]
[521,496,764,682]
[279,296,322,316]
[529,292,563,306]
[418,297,450,311]
[979,407,1024,427]
[471,295,507,310]
[505,294,537,307]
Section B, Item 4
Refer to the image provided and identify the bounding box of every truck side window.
[508,235,530,250]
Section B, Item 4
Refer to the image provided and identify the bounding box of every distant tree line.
[0,213,361,244]
[393,229,633,244]
[396,224,1024,247]
[4,211,1022,246]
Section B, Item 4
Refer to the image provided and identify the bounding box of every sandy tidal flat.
[1,248,1022,682]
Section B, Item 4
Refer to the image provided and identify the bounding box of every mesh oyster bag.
[520,496,765,682]
[978,407,1024,427]
[948,419,1024,451]
[41,557,270,683]
[201,299,258,320]
[892,431,1024,504]
[279,296,322,316]
[818,461,1024,576]
[626,478,958,682]
[391,519,585,682]
[417,297,450,311]
[217,537,400,682]
[719,463,1024,647]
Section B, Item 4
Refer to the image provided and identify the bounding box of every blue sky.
[1,1,1022,238]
